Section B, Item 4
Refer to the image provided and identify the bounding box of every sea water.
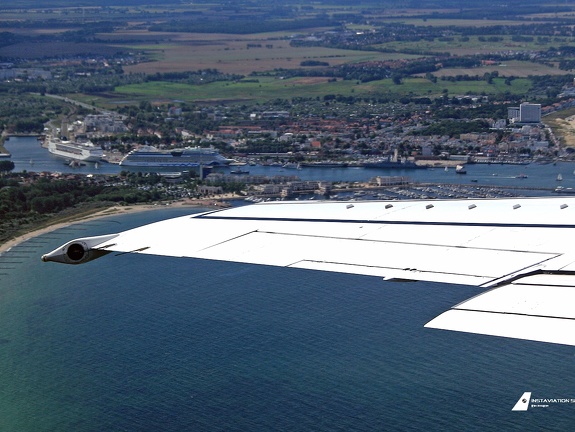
[5,136,575,192]
[1,207,575,431]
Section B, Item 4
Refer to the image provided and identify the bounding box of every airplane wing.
[42,197,575,346]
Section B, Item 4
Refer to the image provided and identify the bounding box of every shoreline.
[0,204,162,255]
[0,196,235,255]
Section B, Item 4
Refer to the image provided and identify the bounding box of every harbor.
[3,136,574,201]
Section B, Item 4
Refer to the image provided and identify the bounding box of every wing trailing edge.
[425,273,575,346]
[42,197,575,346]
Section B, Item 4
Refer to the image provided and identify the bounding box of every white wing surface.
[43,197,575,346]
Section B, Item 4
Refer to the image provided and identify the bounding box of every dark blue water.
[1,209,575,431]
[2,137,575,430]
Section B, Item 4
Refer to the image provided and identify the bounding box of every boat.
[66,159,86,167]
[455,165,467,174]
[299,161,349,168]
[230,168,249,175]
[554,186,575,194]
[46,135,103,162]
[362,158,425,169]
[515,174,528,179]
[362,149,425,170]
[557,173,563,181]
[119,146,234,167]
[282,162,301,169]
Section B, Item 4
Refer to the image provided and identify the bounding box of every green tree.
[0,160,15,173]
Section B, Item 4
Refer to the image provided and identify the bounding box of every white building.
[519,102,541,123]
[508,107,520,122]
[509,103,541,124]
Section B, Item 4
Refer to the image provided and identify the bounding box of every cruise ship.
[119,146,234,167]
[47,136,104,163]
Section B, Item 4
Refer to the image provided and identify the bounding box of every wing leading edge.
[42,197,575,346]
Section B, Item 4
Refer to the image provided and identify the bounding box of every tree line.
[0,174,164,244]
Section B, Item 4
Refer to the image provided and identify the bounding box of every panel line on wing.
[509,271,575,287]
[253,229,560,256]
[194,230,260,252]
[288,259,497,279]
[452,307,575,321]
[198,214,575,229]
[481,256,572,287]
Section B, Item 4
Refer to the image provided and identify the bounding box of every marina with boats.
[4,136,575,202]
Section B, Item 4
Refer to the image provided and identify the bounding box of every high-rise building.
[508,102,541,124]
[519,102,541,123]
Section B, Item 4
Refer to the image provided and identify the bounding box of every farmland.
[106,76,533,106]
[119,36,413,76]
[3,0,575,143]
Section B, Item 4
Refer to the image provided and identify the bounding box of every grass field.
[427,60,567,78]
[101,76,532,106]
[3,2,574,108]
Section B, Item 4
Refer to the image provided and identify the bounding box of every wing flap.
[128,229,557,286]
[426,310,575,346]
[426,274,575,346]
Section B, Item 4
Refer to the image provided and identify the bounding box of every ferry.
[46,136,103,162]
[119,146,234,167]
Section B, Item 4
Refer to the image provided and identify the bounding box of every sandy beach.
[0,205,160,255]
[0,196,236,255]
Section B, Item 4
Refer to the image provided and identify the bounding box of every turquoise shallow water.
[1,208,574,431]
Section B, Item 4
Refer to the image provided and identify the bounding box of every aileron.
[427,273,575,345]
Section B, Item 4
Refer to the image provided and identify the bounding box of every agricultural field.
[3,0,575,108]
[118,34,417,75]
[102,76,532,106]
[375,35,575,57]
[379,18,544,28]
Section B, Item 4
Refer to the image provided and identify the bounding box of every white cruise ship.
[47,136,103,163]
[119,146,234,167]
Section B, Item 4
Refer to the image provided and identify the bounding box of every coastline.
[0,196,235,255]
[0,204,161,255]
